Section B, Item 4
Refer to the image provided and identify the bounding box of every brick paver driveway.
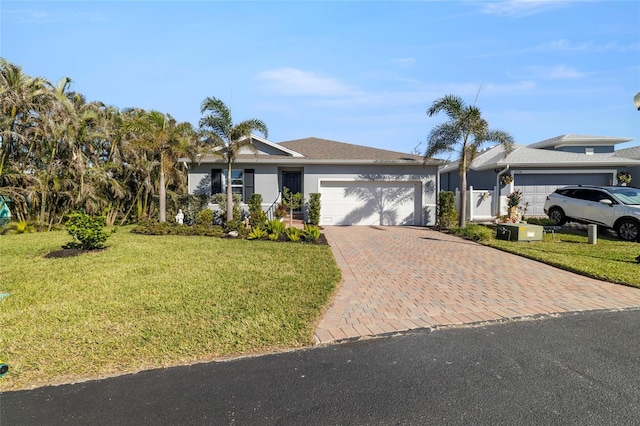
[314,226,640,343]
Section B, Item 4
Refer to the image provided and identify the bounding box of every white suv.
[543,185,640,241]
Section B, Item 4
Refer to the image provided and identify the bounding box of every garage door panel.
[514,173,611,216]
[320,181,420,226]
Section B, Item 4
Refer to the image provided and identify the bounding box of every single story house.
[439,134,640,218]
[615,145,640,178]
[184,136,442,226]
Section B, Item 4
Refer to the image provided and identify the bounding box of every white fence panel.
[454,187,497,222]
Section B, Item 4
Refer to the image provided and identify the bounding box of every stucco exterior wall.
[440,169,500,192]
[187,161,438,225]
[187,163,281,203]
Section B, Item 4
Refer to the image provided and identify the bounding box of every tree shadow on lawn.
[43,247,106,259]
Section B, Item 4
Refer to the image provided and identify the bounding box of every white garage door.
[514,173,611,216]
[319,180,422,226]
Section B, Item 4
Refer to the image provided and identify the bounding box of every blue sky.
[2,1,639,156]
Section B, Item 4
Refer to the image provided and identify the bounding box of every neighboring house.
[615,145,640,182]
[439,134,640,217]
[184,136,442,226]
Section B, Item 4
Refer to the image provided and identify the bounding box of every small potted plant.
[274,203,287,221]
[506,189,522,222]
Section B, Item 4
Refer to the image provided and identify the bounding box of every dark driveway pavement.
[315,226,640,343]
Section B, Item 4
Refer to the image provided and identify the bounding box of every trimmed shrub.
[524,217,556,226]
[176,194,210,225]
[64,211,112,250]
[213,193,242,223]
[437,191,458,229]
[130,221,224,237]
[248,193,267,229]
[224,220,245,233]
[195,208,214,226]
[308,193,321,226]
[451,223,492,242]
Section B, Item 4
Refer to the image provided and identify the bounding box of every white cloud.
[7,8,106,24]
[534,39,613,53]
[391,57,416,68]
[254,68,357,97]
[470,38,630,59]
[478,0,573,18]
[513,65,585,80]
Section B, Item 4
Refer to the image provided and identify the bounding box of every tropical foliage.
[199,96,268,222]
[425,94,514,226]
[0,58,198,228]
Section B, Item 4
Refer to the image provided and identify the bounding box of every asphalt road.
[3,309,640,425]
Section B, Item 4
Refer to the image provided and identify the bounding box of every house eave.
[184,157,442,166]
[528,134,633,149]
[472,160,640,171]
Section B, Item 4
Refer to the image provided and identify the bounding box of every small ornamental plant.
[281,188,305,227]
[500,173,513,185]
[506,189,522,209]
[274,203,287,219]
[499,190,523,223]
[64,211,113,250]
[618,171,632,185]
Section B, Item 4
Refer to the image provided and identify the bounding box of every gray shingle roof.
[440,143,640,172]
[278,137,432,162]
[193,136,443,165]
[615,146,640,160]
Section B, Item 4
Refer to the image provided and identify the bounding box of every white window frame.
[222,169,244,198]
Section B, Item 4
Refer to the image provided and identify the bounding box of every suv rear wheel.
[615,219,639,242]
[548,207,567,225]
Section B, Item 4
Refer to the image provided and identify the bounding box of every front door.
[282,171,302,212]
[282,171,302,194]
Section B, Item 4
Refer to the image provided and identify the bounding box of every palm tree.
[0,58,51,177]
[124,110,196,222]
[199,97,268,222]
[425,94,514,226]
[0,58,53,223]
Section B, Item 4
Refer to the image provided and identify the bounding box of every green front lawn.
[482,226,640,288]
[0,229,341,391]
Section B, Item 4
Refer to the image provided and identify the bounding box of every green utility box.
[495,223,543,242]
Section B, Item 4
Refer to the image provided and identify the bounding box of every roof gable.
[239,134,304,157]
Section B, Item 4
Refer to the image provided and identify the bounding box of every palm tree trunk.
[159,151,166,222]
[226,161,233,222]
[159,169,166,222]
[459,165,468,227]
